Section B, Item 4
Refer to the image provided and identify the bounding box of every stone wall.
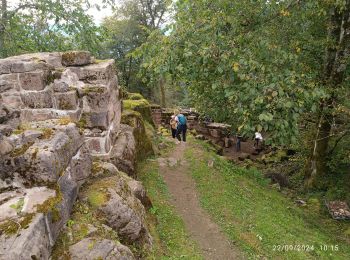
[0,52,152,259]
[151,107,232,148]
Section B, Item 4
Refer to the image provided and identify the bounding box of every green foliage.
[135,0,350,145]
[100,0,171,96]
[0,0,110,58]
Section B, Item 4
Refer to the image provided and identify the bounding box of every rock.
[238,153,250,161]
[109,124,136,176]
[295,199,307,206]
[69,238,135,260]
[21,129,43,143]
[18,70,50,91]
[326,201,350,220]
[127,180,152,209]
[53,91,78,110]
[90,176,152,246]
[61,51,92,66]
[0,135,13,156]
[271,183,281,191]
[195,134,206,140]
[68,60,115,84]
[0,213,52,260]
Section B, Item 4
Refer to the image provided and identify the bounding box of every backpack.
[177,114,187,125]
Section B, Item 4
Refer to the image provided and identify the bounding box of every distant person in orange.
[170,115,177,139]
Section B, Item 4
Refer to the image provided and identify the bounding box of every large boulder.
[69,238,135,260]
[82,174,152,247]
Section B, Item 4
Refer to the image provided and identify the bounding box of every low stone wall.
[0,52,152,259]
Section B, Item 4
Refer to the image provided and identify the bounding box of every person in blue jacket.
[175,112,187,143]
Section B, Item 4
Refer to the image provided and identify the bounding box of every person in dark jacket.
[175,113,187,143]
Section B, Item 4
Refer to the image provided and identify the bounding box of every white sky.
[86,0,115,24]
[10,0,116,25]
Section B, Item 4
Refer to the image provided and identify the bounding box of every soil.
[158,141,243,260]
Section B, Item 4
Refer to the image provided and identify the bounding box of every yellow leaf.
[233,63,239,72]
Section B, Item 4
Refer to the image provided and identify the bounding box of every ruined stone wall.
[0,52,151,259]
[152,107,232,147]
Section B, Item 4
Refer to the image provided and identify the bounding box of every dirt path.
[158,142,242,260]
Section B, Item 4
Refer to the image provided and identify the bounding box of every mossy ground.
[183,136,350,259]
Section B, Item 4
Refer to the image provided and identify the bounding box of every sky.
[86,0,115,24]
[10,0,116,25]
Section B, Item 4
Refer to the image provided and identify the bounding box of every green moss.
[91,161,109,176]
[40,128,53,139]
[36,189,63,223]
[121,110,154,161]
[10,141,34,157]
[83,85,105,94]
[87,190,108,208]
[0,213,34,235]
[126,92,144,100]
[94,59,108,64]
[58,117,73,125]
[123,99,150,110]
[10,198,24,213]
[61,51,76,64]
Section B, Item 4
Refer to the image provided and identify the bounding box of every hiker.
[254,131,263,149]
[236,134,242,152]
[170,115,177,139]
[175,112,187,143]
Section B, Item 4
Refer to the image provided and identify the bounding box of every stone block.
[53,91,78,110]
[81,85,109,111]
[0,60,11,74]
[11,60,49,73]
[1,91,23,109]
[0,73,19,93]
[20,108,82,123]
[68,59,115,84]
[67,144,92,184]
[18,70,50,91]
[20,88,53,109]
[83,111,109,130]
[61,51,92,66]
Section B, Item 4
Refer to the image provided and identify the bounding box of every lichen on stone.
[10,141,34,157]
[0,213,34,236]
[39,128,53,139]
[58,117,72,125]
[36,187,62,223]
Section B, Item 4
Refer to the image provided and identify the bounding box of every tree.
[0,0,109,58]
[137,0,350,187]
[101,0,171,102]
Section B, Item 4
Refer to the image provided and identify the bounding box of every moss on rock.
[0,213,35,235]
[121,109,154,161]
[123,94,154,126]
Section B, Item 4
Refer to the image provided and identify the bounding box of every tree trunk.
[125,56,133,90]
[0,0,7,58]
[305,1,350,188]
[305,112,332,189]
[159,77,166,108]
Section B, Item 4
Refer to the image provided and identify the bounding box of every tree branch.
[7,3,39,19]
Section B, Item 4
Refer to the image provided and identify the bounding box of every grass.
[137,139,202,259]
[184,137,350,259]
